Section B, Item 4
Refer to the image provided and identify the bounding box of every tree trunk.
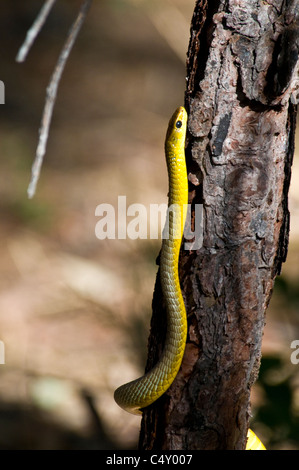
[139,0,299,450]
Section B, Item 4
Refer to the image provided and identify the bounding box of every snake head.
[165,106,188,152]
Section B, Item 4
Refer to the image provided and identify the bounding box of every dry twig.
[16,0,57,63]
[17,0,93,199]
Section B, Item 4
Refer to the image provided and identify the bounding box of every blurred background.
[0,0,298,450]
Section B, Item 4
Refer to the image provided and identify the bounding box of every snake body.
[114,106,265,450]
[114,106,188,414]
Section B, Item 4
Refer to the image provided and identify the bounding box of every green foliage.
[9,197,53,230]
[255,355,299,449]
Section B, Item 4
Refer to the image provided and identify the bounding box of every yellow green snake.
[114,107,266,451]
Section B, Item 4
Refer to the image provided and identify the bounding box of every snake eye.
[176,120,182,128]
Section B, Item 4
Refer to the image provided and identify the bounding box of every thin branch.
[27,0,93,199]
[16,0,57,63]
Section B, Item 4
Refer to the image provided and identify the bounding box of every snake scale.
[114,107,265,451]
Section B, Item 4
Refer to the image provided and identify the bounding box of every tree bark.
[139,0,299,450]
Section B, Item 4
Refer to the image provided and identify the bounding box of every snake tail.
[246,429,266,450]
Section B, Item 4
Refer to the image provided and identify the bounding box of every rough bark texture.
[139,0,299,450]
